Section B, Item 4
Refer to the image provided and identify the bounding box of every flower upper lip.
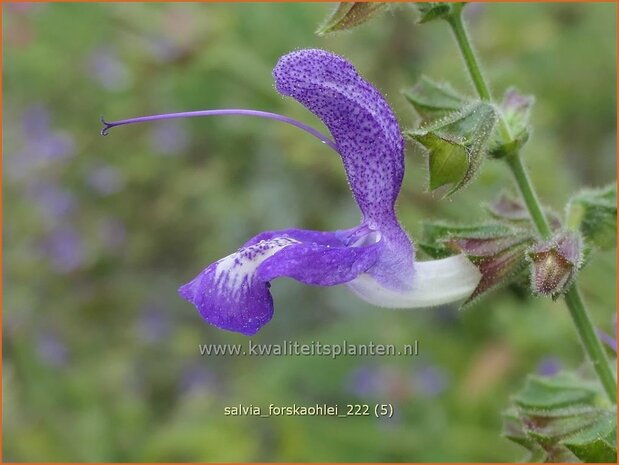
[274,49,405,222]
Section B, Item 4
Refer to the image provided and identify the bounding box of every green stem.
[447,3,617,403]
[511,155,616,404]
[505,155,552,239]
[508,144,615,403]
[446,5,512,142]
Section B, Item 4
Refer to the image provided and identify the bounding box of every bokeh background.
[3,2,616,462]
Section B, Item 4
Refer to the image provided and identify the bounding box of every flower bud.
[488,88,534,159]
[528,231,583,298]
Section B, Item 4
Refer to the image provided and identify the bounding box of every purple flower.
[41,226,85,273]
[346,365,387,397]
[7,104,76,179]
[537,356,562,377]
[27,181,77,221]
[413,365,450,397]
[87,163,125,196]
[22,104,51,137]
[21,105,75,162]
[36,330,69,368]
[88,47,132,92]
[33,132,75,162]
[102,49,481,335]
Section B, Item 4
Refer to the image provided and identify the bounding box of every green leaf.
[503,408,548,461]
[402,76,468,121]
[567,184,617,251]
[512,373,597,410]
[316,2,390,35]
[563,411,617,463]
[406,102,497,195]
[504,371,617,463]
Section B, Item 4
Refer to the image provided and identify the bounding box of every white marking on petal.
[213,238,300,298]
[351,230,381,247]
[347,254,481,308]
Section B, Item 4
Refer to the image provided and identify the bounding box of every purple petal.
[178,228,381,335]
[273,49,404,223]
[258,236,381,285]
[273,50,414,290]
[241,226,361,248]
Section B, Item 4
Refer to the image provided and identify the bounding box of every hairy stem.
[446,5,512,142]
[447,4,616,402]
[505,155,552,239]
[564,287,617,402]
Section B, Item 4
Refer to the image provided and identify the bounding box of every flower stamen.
[100,109,337,151]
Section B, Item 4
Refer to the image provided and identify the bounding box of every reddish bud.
[446,228,533,303]
[528,231,583,298]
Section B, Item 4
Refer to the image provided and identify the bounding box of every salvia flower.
[102,49,481,335]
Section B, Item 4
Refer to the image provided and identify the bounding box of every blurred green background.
[3,2,616,462]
